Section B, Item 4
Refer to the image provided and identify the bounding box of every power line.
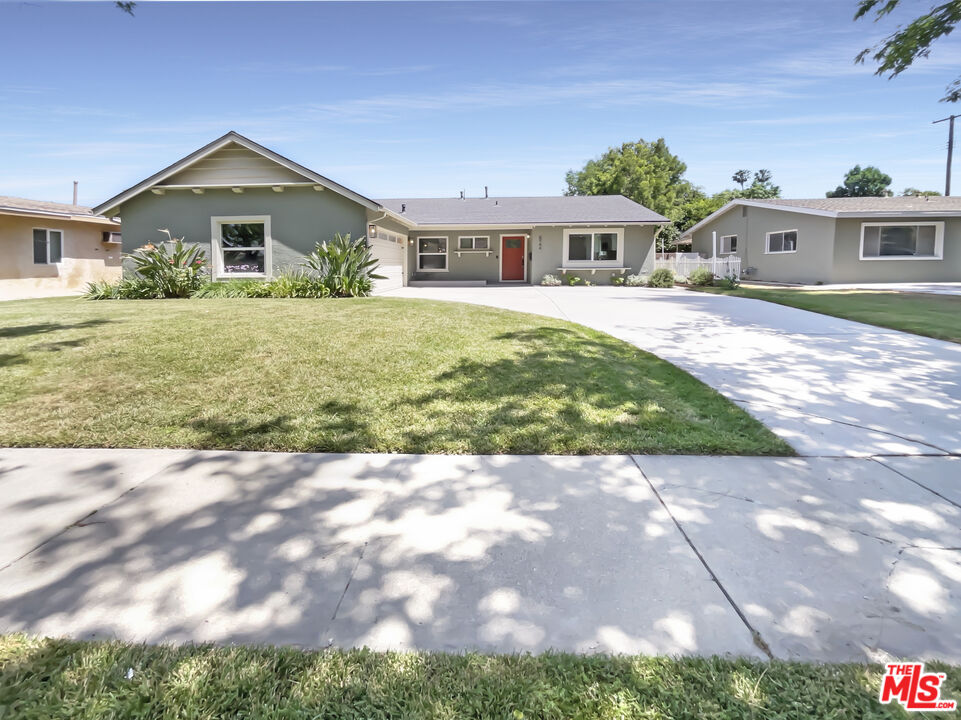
[933,114,960,195]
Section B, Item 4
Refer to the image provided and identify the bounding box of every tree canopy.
[901,187,942,196]
[826,165,893,197]
[855,0,961,102]
[564,139,698,219]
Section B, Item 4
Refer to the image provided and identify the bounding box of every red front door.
[501,235,525,281]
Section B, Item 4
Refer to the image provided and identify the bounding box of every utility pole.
[933,114,960,195]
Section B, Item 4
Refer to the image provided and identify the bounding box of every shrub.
[82,279,120,300]
[719,273,741,290]
[191,279,268,298]
[625,274,646,287]
[540,274,561,286]
[302,233,384,297]
[687,266,715,286]
[566,275,582,286]
[582,279,594,286]
[266,270,329,298]
[125,231,208,298]
[647,268,675,288]
[610,275,625,286]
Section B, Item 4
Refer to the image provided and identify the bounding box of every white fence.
[654,254,741,279]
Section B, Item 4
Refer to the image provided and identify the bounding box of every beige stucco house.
[682,197,961,284]
[0,196,122,300]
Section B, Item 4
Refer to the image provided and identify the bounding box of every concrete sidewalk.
[1,448,958,662]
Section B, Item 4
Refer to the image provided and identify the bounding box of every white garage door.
[369,231,405,294]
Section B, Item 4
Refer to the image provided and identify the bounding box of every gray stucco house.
[93,132,668,291]
[682,197,961,285]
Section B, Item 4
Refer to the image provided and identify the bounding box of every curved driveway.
[387,286,961,457]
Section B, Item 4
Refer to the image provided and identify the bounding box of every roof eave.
[92,131,381,216]
[0,206,118,225]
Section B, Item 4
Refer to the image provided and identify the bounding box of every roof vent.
[460,190,465,200]
[484,185,488,199]
[401,203,406,213]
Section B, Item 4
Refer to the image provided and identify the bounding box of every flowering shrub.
[540,274,561,286]
[625,274,646,286]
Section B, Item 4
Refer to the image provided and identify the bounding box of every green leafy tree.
[732,169,751,190]
[855,0,961,102]
[901,187,943,196]
[826,165,893,197]
[742,169,781,199]
[565,139,698,219]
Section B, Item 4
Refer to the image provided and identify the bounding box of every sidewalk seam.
[0,449,197,574]
[628,454,774,660]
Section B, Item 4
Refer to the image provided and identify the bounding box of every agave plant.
[301,233,385,297]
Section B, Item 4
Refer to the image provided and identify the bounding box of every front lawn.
[2,636,957,719]
[0,297,788,455]
[694,285,961,344]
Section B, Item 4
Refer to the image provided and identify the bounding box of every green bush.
[266,270,328,298]
[647,268,675,288]
[610,275,625,286]
[687,266,715,286]
[82,279,120,300]
[191,279,268,298]
[567,275,582,286]
[719,273,741,290]
[301,233,383,297]
[85,232,208,300]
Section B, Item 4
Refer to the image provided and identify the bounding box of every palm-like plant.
[301,233,385,297]
[125,230,207,298]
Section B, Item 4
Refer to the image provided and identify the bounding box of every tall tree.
[855,0,961,102]
[732,169,751,190]
[565,138,697,219]
[826,165,893,197]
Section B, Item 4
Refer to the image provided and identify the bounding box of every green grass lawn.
[1,636,957,719]
[694,285,961,344]
[0,297,788,455]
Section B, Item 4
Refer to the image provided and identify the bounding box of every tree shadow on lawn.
[398,326,778,455]
[0,319,112,339]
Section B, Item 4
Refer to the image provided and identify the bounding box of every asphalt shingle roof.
[377,195,668,225]
[0,195,99,216]
[747,196,961,213]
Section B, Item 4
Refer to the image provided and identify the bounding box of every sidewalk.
[0,448,958,662]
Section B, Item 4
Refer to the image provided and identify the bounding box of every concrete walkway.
[387,286,961,457]
[1,448,958,662]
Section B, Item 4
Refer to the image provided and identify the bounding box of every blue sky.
[2,0,960,206]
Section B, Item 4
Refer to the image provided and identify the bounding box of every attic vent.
[741,206,748,218]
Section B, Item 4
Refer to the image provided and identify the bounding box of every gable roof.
[0,195,118,226]
[377,195,668,226]
[682,196,961,238]
[91,131,380,216]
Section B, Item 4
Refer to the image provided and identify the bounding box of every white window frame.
[859,221,944,261]
[33,228,63,265]
[719,234,737,254]
[562,227,624,267]
[765,229,798,255]
[211,215,272,279]
[457,235,490,251]
[417,236,449,272]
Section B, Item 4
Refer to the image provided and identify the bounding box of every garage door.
[369,230,405,294]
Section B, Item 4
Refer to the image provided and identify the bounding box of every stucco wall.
[407,229,522,282]
[831,216,961,282]
[691,206,836,284]
[118,186,368,275]
[0,213,121,299]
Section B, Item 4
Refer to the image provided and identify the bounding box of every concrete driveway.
[387,286,961,457]
[0,448,958,662]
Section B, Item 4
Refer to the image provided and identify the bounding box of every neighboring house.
[682,197,961,284]
[0,196,121,301]
[92,132,668,291]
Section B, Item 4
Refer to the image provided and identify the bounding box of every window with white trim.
[458,236,489,250]
[212,216,271,278]
[417,236,448,271]
[860,222,943,260]
[33,228,62,264]
[766,229,798,254]
[563,228,622,265]
[719,234,737,254]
